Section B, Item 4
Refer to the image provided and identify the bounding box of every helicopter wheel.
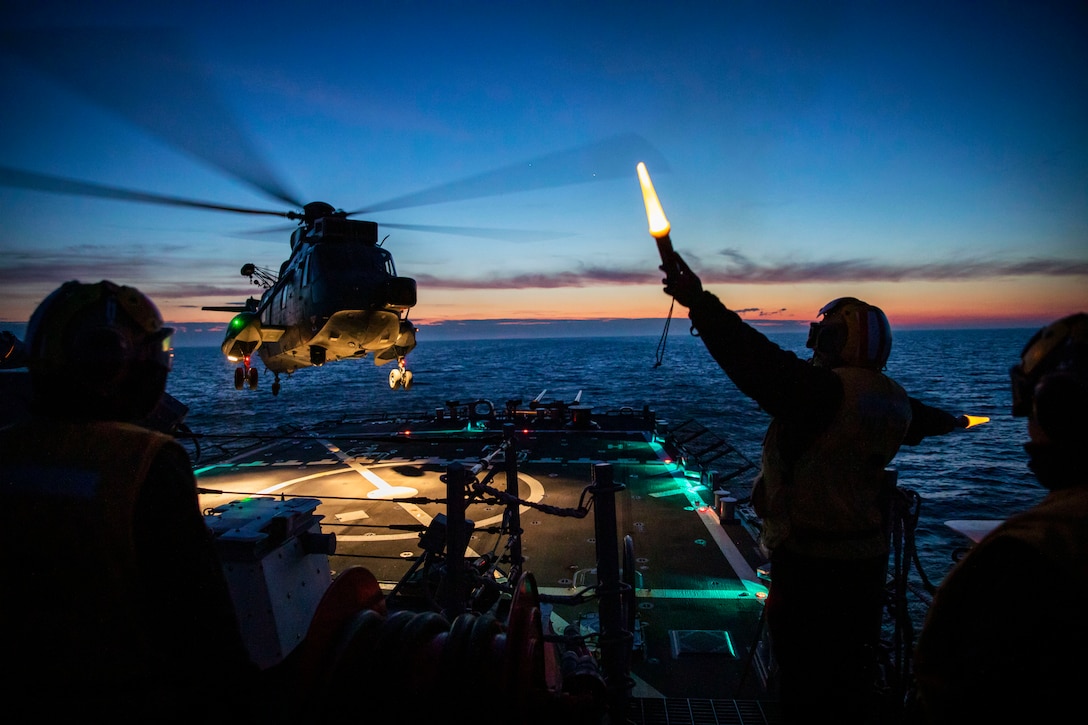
[233,367,245,390]
[401,369,413,390]
[247,366,258,390]
[272,381,281,396]
[389,368,403,389]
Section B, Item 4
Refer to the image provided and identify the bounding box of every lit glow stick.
[636,162,674,268]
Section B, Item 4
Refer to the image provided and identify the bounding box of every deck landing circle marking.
[337,467,545,543]
[366,486,419,500]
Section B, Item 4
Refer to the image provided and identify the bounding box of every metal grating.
[627,698,781,725]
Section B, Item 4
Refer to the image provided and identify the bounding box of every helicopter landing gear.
[233,354,258,391]
[310,345,327,366]
[272,372,281,397]
[388,359,413,390]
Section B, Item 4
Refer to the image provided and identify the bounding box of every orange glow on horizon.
[14,273,1069,336]
[162,305,1078,333]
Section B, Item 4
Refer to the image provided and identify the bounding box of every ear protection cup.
[1011,313,1088,428]
[1033,371,1088,444]
[814,323,847,357]
[70,325,132,390]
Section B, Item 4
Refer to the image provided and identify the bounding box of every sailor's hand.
[661,252,703,308]
[955,415,969,429]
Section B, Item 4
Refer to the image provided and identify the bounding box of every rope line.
[654,298,675,368]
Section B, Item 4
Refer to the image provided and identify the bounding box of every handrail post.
[503,423,524,586]
[443,461,469,619]
[590,462,631,718]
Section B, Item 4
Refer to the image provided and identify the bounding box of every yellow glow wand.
[636,162,675,269]
[962,415,990,429]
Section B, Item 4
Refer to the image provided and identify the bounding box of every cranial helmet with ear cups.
[1010,312,1088,444]
[805,297,893,370]
[25,280,174,420]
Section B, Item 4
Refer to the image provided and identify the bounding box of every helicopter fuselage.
[211,209,417,389]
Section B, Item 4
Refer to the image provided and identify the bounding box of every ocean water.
[168,327,1040,587]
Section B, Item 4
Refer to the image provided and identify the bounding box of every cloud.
[415,249,1088,289]
[696,249,1088,284]
[414,269,646,290]
[0,245,251,300]
[4,246,1086,302]
[0,248,152,284]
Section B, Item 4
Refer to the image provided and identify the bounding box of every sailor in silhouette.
[0,280,259,721]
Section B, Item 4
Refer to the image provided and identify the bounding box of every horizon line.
[0,316,1054,335]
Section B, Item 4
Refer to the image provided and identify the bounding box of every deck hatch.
[669,629,737,658]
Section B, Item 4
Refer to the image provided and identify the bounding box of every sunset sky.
[1,1,1085,341]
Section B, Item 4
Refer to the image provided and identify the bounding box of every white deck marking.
[356,465,419,500]
[197,467,353,497]
[317,436,429,520]
[335,509,370,522]
[695,499,758,583]
[334,471,546,543]
[315,437,547,547]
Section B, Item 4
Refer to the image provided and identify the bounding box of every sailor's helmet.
[1010,312,1088,443]
[806,297,893,370]
[25,280,173,420]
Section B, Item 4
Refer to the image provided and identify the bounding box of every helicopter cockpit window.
[377,248,396,276]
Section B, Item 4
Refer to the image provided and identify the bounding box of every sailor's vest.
[0,420,171,678]
[913,482,1088,724]
[753,367,912,559]
[975,485,1088,583]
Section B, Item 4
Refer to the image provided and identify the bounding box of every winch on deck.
[204,496,336,668]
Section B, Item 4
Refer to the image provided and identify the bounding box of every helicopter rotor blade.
[229,221,565,242]
[1,27,670,233]
[1,27,305,210]
[234,224,300,238]
[0,166,293,219]
[377,222,571,242]
[350,133,670,216]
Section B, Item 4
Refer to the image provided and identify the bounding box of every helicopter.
[0,28,666,396]
[200,201,419,396]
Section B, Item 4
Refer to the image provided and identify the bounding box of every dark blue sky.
[1,0,1085,338]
